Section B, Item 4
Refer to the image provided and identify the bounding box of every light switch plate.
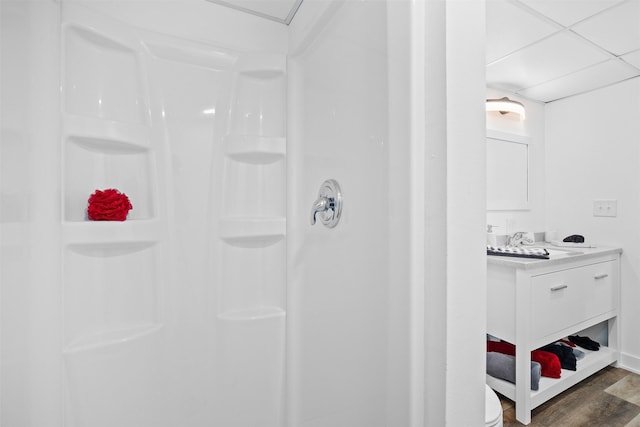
[593,199,617,217]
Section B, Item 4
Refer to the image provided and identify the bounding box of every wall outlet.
[593,200,617,217]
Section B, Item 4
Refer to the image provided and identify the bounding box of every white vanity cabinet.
[486,247,622,425]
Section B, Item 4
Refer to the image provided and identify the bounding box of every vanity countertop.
[487,245,622,270]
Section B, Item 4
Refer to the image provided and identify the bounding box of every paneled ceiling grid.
[205,0,302,24]
[487,0,640,103]
[205,0,638,103]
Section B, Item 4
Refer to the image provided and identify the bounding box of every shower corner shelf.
[63,323,163,355]
[64,21,138,58]
[235,53,286,79]
[62,219,161,247]
[217,306,285,322]
[223,135,285,164]
[64,115,151,152]
[143,40,238,71]
[218,217,285,247]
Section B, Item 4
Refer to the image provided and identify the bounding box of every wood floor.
[499,366,640,426]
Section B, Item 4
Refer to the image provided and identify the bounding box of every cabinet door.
[530,261,615,340]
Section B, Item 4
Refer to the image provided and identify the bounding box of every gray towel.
[487,351,542,391]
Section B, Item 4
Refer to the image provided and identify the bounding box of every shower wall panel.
[1,1,64,425]
[58,3,287,426]
[287,1,412,426]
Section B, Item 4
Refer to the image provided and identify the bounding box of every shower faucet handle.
[310,179,342,228]
[310,196,329,225]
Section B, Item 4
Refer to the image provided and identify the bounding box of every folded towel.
[487,340,562,378]
[532,349,562,378]
[568,335,600,351]
[540,344,577,371]
[555,341,585,360]
[487,352,542,390]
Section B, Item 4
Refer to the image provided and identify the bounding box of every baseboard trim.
[619,352,640,375]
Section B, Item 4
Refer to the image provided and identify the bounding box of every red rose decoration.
[87,189,133,221]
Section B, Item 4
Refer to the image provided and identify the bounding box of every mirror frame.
[486,129,531,211]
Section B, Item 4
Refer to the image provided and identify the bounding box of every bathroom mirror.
[486,130,530,210]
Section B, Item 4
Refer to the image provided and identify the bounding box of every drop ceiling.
[208,0,639,103]
[487,0,640,103]
[205,0,302,24]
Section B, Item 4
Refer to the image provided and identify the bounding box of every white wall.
[422,1,447,424]
[545,78,640,373]
[486,88,546,237]
[443,0,488,425]
[420,0,489,425]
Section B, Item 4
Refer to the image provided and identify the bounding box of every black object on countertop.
[563,234,585,243]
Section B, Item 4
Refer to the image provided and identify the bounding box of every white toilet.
[485,385,504,427]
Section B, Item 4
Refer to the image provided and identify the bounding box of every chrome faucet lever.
[309,179,342,228]
[507,231,534,247]
[310,197,329,225]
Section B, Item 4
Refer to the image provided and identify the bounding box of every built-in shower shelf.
[219,217,285,247]
[67,135,149,154]
[235,53,286,79]
[65,23,137,57]
[62,127,155,221]
[66,241,157,259]
[217,306,285,322]
[239,69,285,80]
[62,220,161,246]
[65,115,151,152]
[63,323,163,354]
[144,40,237,71]
[64,21,149,126]
[224,135,285,164]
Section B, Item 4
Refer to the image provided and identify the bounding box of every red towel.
[487,341,561,378]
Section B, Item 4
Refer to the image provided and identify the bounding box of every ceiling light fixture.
[486,97,525,120]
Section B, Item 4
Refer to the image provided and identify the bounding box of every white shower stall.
[1,0,487,426]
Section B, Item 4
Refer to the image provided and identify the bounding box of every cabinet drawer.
[530,261,615,339]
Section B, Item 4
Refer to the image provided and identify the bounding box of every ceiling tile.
[622,49,640,68]
[572,0,640,55]
[486,1,559,63]
[486,30,611,91]
[208,0,300,23]
[518,58,640,102]
[517,0,625,27]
